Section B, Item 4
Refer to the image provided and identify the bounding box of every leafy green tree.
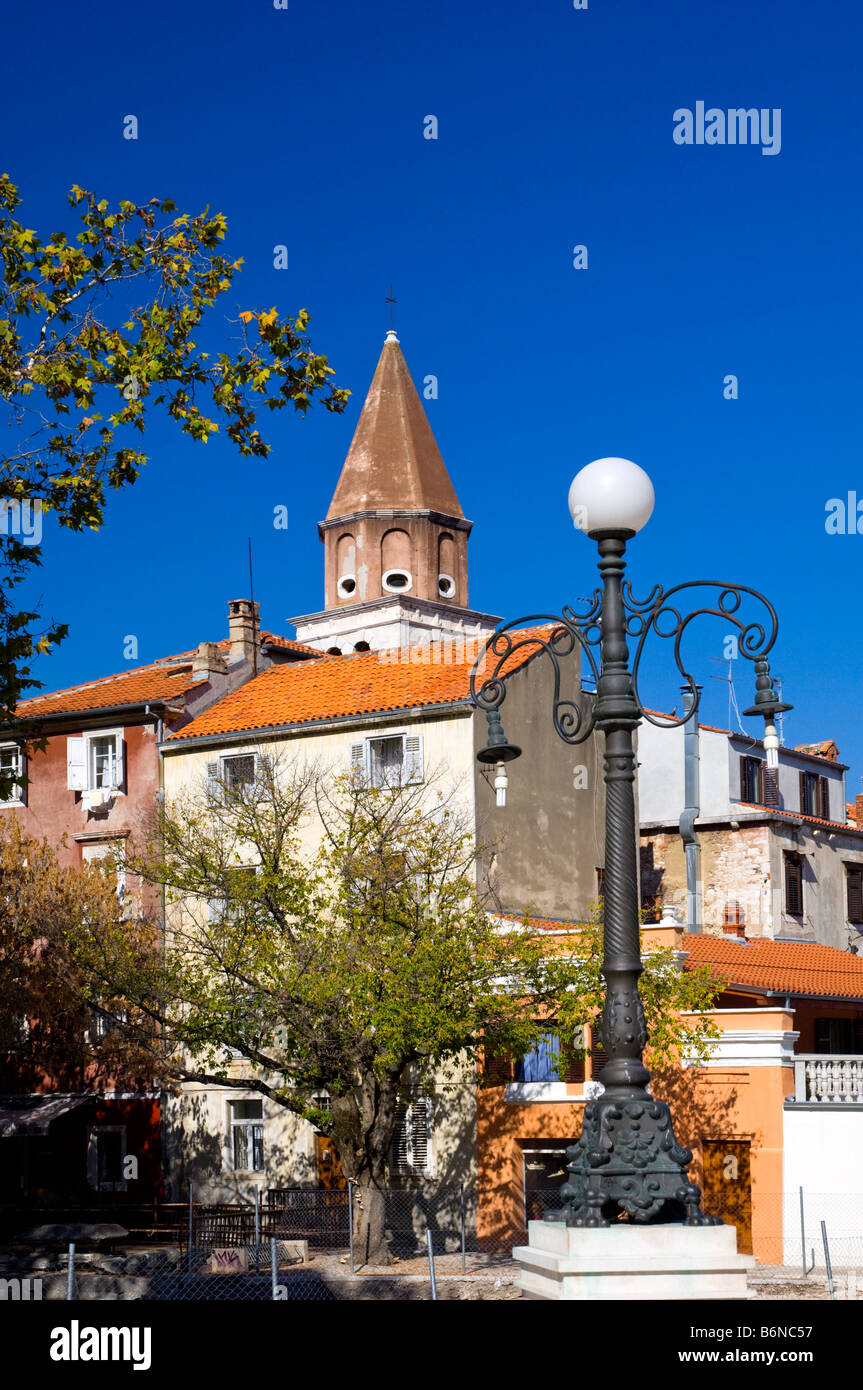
[0,820,158,1094]
[0,174,349,733]
[67,757,721,1265]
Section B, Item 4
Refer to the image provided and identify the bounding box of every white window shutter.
[410,1096,433,1176]
[404,734,424,785]
[391,1095,433,1176]
[349,741,367,781]
[392,1101,410,1174]
[67,737,87,791]
[206,760,221,802]
[112,736,125,790]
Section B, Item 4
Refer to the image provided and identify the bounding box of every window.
[800,771,830,819]
[847,865,863,924]
[814,1018,863,1056]
[0,743,25,805]
[490,1031,586,1085]
[67,731,124,793]
[784,851,804,915]
[208,865,258,925]
[391,1095,433,1177]
[437,574,455,598]
[89,1002,128,1039]
[81,839,126,897]
[230,1099,264,1170]
[382,568,412,593]
[740,756,764,805]
[723,902,746,936]
[522,1146,577,1223]
[87,1126,127,1192]
[337,575,356,597]
[206,753,258,804]
[350,734,424,788]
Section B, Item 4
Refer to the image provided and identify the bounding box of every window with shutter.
[222,753,256,797]
[740,756,764,804]
[68,732,124,792]
[846,865,863,923]
[516,1032,560,1082]
[369,736,404,787]
[0,743,25,804]
[818,776,831,821]
[784,852,804,915]
[800,772,819,817]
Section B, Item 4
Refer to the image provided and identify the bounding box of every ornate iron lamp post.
[471,457,791,1227]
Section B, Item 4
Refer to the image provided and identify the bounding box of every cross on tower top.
[385,285,397,333]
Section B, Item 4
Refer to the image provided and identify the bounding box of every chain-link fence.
[7,1183,862,1299]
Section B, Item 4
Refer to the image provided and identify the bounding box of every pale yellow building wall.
[160,709,478,1201]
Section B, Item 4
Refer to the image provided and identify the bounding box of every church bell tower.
[292,327,499,654]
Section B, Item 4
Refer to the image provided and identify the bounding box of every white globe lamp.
[568,456,655,537]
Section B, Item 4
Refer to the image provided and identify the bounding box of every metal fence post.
[347,1181,355,1275]
[799,1186,814,1277]
[255,1187,261,1272]
[66,1242,75,1301]
[460,1183,466,1276]
[271,1236,278,1300]
[821,1221,835,1300]
[187,1182,194,1274]
[426,1227,437,1301]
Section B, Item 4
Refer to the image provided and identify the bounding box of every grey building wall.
[473,645,605,921]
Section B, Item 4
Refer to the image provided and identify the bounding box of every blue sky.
[3,0,862,793]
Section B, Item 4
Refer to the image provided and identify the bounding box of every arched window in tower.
[336,533,357,598]
[438,532,456,600]
[381,528,413,594]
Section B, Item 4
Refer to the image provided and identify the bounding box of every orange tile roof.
[14,631,317,721]
[501,915,863,999]
[17,662,205,719]
[169,628,553,742]
[680,933,863,1001]
[734,801,863,835]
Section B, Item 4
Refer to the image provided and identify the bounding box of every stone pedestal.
[514,1221,755,1300]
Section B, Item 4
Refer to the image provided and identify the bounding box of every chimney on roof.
[856,793,863,829]
[192,641,227,681]
[228,599,260,666]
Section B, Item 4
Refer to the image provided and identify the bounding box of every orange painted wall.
[477,1008,796,1262]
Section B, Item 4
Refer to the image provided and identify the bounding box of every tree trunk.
[330,1070,400,1268]
[352,1172,390,1268]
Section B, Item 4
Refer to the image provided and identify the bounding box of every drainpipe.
[680,684,702,933]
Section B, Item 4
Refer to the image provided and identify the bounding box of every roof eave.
[162,697,477,752]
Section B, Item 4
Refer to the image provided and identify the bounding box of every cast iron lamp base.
[562,1096,721,1226]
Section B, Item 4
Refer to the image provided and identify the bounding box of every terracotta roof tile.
[502,916,863,1000]
[18,663,205,719]
[680,933,863,1001]
[169,628,554,742]
[734,801,863,835]
[15,631,316,720]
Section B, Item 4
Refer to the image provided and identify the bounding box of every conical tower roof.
[326,331,464,520]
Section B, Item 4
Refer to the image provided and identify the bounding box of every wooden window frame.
[740,756,764,805]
